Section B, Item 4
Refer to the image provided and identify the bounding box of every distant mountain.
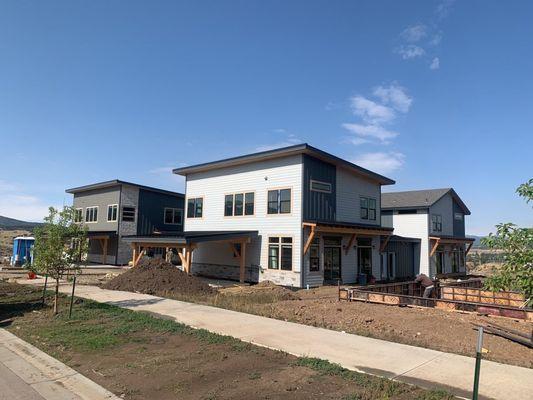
[468,235,487,248]
[0,215,42,231]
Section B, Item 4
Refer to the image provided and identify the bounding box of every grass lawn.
[0,281,455,400]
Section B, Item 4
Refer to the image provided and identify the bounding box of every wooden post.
[239,241,246,283]
[132,244,137,267]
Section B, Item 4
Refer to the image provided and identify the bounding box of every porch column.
[239,241,247,283]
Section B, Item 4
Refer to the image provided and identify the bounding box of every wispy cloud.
[342,124,398,144]
[372,84,413,113]
[396,45,425,60]
[430,57,440,70]
[350,96,396,124]
[400,24,427,42]
[0,180,54,222]
[435,0,455,19]
[352,152,405,174]
[255,133,302,152]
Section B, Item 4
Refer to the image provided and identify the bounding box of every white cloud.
[430,57,440,70]
[349,96,396,124]
[396,45,425,60]
[436,0,455,19]
[351,152,405,174]
[342,123,398,144]
[429,33,442,46]
[345,137,371,146]
[401,24,427,42]
[372,84,412,113]
[0,192,52,222]
[255,134,302,152]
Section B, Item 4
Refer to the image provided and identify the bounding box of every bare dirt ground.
[102,260,532,369]
[0,281,452,400]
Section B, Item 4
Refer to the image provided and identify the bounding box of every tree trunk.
[53,277,59,314]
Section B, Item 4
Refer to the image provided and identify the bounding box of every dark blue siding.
[303,155,336,221]
[453,200,466,237]
[137,189,185,235]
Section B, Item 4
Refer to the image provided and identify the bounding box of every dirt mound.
[102,259,215,297]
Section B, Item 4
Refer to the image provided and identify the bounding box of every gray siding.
[137,189,185,235]
[453,200,466,237]
[302,155,336,221]
[72,187,120,232]
[383,240,418,279]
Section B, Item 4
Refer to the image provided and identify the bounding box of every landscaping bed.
[0,281,453,400]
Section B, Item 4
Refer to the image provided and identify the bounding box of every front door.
[358,247,372,276]
[324,245,341,282]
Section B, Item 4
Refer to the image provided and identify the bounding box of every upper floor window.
[107,204,118,222]
[122,206,136,222]
[85,206,98,223]
[164,208,183,225]
[360,197,376,220]
[187,197,203,218]
[310,180,332,194]
[74,208,83,223]
[225,192,254,217]
[432,214,442,232]
[454,212,463,221]
[268,237,293,270]
[267,189,291,214]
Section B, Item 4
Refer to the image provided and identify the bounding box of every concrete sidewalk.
[0,329,119,400]
[20,279,533,400]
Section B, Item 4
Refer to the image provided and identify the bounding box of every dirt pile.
[102,259,215,297]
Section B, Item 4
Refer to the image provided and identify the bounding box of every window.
[310,180,332,193]
[431,214,442,232]
[107,204,118,222]
[268,237,293,270]
[224,192,254,216]
[74,208,83,223]
[454,212,463,220]
[360,196,376,220]
[164,208,182,225]
[122,206,136,222]
[309,237,320,272]
[187,198,203,218]
[85,206,98,223]
[267,189,291,214]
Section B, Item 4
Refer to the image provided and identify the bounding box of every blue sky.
[0,0,532,235]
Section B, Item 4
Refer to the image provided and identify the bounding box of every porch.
[86,232,118,265]
[429,235,475,275]
[302,221,393,286]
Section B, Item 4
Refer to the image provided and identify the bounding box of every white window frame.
[74,208,83,223]
[107,204,118,222]
[267,236,293,271]
[164,207,183,225]
[310,179,332,194]
[85,206,98,223]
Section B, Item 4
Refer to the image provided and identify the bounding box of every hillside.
[0,215,42,231]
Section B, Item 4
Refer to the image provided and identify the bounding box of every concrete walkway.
[0,329,119,400]
[19,279,533,400]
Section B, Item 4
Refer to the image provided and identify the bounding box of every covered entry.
[123,231,257,283]
[429,235,475,275]
[87,232,117,265]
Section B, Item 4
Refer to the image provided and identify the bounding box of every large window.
[267,189,291,214]
[74,208,83,223]
[107,204,118,222]
[431,214,442,232]
[268,237,293,270]
[310,180,332,193]
[85,206,98,223]
[224,192,254,217]
[187,197,203,218]
[360,196,376,220]
[164,208,183,225]
[309,237,320,272]
[122,206,136,222]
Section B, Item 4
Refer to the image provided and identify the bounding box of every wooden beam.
[314,226,392,236]
[465,242,473,255]
[229,243,241,258]
[345,234,357,255]
[132,245,137,267]
[239,241,246,283]
[430,238,441,257]
[177,250,186,266]
[380,235,391,253]
[133,247,145,267]
[303,225,316,255]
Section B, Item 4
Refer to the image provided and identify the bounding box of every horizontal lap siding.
[72,187,121,232]
[336,168,381,225]
[185,155,303,287]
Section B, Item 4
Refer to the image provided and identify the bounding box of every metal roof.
[66,179,184,197]
[122,230,258,245]
[304,219,394,232]
[173,143,395,185]
[382,188,471,215]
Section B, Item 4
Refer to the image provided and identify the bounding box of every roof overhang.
[429,235,476,244]
[66,179,184,197]
[173,144,395,185]
[122,230,258,246]
[303,220,393,236]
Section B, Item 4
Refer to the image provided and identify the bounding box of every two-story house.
[66,180,184,265]
[169,144,395,288]
[381,188,474,278]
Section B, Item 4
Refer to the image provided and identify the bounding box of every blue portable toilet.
[11,236,35,267]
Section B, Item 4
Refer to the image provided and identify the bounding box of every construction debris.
[475,322,533,348]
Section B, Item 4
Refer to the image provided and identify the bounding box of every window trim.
[121,206,136,222]
[74,208,83,223]
[85,206,99,223]
[186,196,204,219]
[310,179,332,194]
[431,214,443,232]
[360,196,377,221]
[224,191,256,217]
[266,187,292,216]
[164,207,183,225]
[107,204,118,222]
[267,235,294,271]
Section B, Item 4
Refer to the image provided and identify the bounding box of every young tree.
[33,206,88,314]
[482,179,533,305]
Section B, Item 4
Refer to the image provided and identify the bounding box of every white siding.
[429,194,454,236]
[336,168,381,225]
[184,155,303,287]
[391,212,429,276]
